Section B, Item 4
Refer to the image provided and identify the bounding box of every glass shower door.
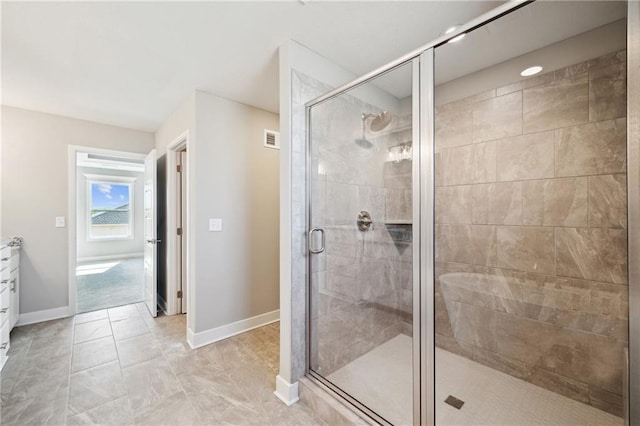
[307,60,416,425]
[433,1,628,424]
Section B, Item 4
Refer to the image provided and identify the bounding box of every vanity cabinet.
[1,237,21,370]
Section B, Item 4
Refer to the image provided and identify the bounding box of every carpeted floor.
[76,257,144,313]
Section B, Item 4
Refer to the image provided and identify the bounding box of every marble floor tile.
[122,356,183,413]
[68,360,126,416]
[1,385,68,426]
[66,396,133,426]
[72,335,118,373]
[75,309,109,325]
[116,332,162,368]
[132,391,201,426]
[2,303,326,426]
[109,304,143,322]
[111,316,150,341]
[74,318,113,344]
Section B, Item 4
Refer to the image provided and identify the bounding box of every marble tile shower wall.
[434,50,628,417]
[295,70,414,376]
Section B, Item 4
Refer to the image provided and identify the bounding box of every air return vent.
[264,129,280,149]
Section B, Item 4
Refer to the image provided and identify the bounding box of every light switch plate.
[55,216,65,228]
[209,218,222,232]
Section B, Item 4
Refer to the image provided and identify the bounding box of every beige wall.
[1,106,154,315]
[155,93,196,157]
[154,91,279,335]
[154,92,196,320]
[193,91,279,333]
[434,50,627,416]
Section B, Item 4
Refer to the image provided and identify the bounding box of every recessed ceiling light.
[447,33,466,44]
[521,66,543,77]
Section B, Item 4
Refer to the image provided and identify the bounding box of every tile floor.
[329,334,623,426]
[76,258,144,313]
[0,303,325,426]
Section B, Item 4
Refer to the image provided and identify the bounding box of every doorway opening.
[159,131,189,317]
[176,147,187,314]
[73,149,146,314]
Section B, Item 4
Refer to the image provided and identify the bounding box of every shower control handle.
[308,228,325,254]
[357,211,373,232]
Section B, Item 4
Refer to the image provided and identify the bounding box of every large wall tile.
[385,189,412,222]
[472,141,497,183]
[522,177,588,227]
[383,160,412,189]
[497,227,554,274]
[472,182,522,225]
[529,368,590,404]
[523,72,589,133]
[556,228,627,284]
[534,328,625,395]
[496,73,555,97]
[472,92,523,143]
[436,186,472,224]
[589,174,627,228]
[589,61,627,122]
[359,186,386,223]
[555,118,626,177]
[496,131,555,181]
[436,224,497,267]
[435,104,473,151]
[325,181,359,225]
[438,145,473,186]
[589,385,624,417]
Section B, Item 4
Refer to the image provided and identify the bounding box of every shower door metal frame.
[302,0,640,424]
[627,1,640,423]
[304,57,420,426]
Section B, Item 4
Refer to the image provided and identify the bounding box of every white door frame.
[165,131,190,316]
[67,145,147,316]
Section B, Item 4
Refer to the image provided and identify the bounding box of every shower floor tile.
[327,334,622,426]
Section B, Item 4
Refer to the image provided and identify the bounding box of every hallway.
[0,304,324,425]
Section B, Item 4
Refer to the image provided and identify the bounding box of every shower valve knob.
[357,211,373,231]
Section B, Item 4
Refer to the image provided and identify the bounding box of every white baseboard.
[187,309,280,349]
[17,305,72,326]
[274,375,300,406]
[186,327,196,348]
[77,252,144,263]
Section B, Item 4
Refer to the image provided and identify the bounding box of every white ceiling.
[1,1,501,132]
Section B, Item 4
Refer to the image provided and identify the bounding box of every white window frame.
[85,174,136,242]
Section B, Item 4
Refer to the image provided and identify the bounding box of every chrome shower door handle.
[308,228,325,254]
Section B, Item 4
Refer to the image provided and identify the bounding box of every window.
[87,178,134,240]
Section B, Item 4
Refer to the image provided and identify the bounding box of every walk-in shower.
[301,1,638,425]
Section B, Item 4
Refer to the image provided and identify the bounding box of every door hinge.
[177,165,182,173]
[177,227,183,236]
[177,290,183,298]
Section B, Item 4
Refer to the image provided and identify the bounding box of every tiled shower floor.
[328,334,622,426]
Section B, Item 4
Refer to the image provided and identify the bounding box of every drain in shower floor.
[444,395,465,409]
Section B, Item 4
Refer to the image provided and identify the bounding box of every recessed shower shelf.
[384,220,412,225]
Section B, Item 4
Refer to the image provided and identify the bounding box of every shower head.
[355,115,374,148]
[369,111,393,132]
[355,137,374,148]
[355,111,393,148]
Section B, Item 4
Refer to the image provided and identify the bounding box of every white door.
[144,149,158,317]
